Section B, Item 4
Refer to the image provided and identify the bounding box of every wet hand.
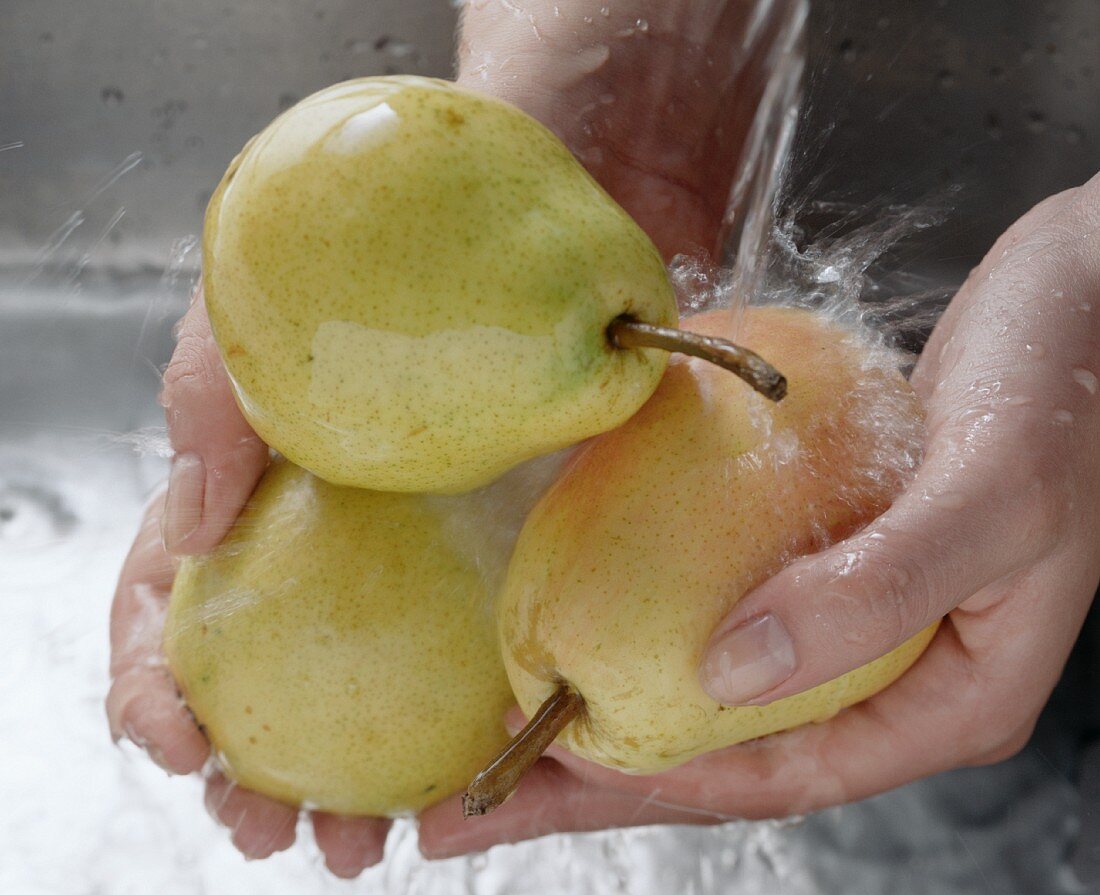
[419,173,1100,857]
[106,288,387,874]
[458,0,783,260]
[107,0,798,869]
[106,494,391,876]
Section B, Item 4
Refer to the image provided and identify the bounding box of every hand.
[105,314,390,876]
[459,0,789,260]
[418,173,1100,857]
[106,0,801,870]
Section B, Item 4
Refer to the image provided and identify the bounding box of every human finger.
[204,769,298,860]
[106,494,208,774]
[310,812,391,879]
[417,758,711,859]
[159,289,268,555]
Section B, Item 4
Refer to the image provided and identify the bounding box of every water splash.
[20,151,145,291]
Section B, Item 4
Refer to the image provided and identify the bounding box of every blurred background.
[1,0,1098,892]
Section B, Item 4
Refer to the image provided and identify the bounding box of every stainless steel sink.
[2,0,1098,892]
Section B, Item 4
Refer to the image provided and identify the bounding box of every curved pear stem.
[608,317,787,402]
[463,685,584,818]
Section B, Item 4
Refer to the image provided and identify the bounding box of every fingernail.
[162,453,205,552]
[701,614,797,706]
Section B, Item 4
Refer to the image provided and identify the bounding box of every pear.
[466,306,938,814]
[203,76,783,495]
[163,458,516,816]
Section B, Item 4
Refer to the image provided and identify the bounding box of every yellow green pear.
[467,306,937,812]
[163,458,516,816]
[203,75,681,494]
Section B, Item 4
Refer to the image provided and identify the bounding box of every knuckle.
[162,331,219,400]
[1058,182,1100,237]
[869,561,929,645]
[818,549,929,650]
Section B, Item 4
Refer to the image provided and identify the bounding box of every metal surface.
[792,0,1099,285]
[0,0,460,270]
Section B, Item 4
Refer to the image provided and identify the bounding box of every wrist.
[455,1,791,259]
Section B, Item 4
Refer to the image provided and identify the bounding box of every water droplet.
[1051,289,1066,299]
[1004,394,1034,407]
[634,17,648,32]
[1080,302,1093,313]
[345,680,361,696]
[100,86,124,106]
[936,69,957,90]
[599,5,610,16]
[1073,368,1098,395]
[574,43,610,74]
[838,37,857,62]
[1025,342,1048,358]
[1053,409,1074,424]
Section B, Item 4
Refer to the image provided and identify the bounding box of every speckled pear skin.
[203,76,676,494]
[499,306,938,774]
[163,459,514,816]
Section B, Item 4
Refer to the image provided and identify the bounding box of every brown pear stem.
[608,317,787,402]
[463,685,584,818]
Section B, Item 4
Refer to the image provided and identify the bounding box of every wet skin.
[107,0,1100,874]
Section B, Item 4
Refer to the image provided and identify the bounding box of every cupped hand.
[107,287,391,875]
[107,0,777,870]
[418,173,1100,857]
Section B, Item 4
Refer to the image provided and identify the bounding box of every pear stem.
[608,317,787,402]
[462,685,584,818]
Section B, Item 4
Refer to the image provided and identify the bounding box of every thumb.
[698,460,1030,707]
